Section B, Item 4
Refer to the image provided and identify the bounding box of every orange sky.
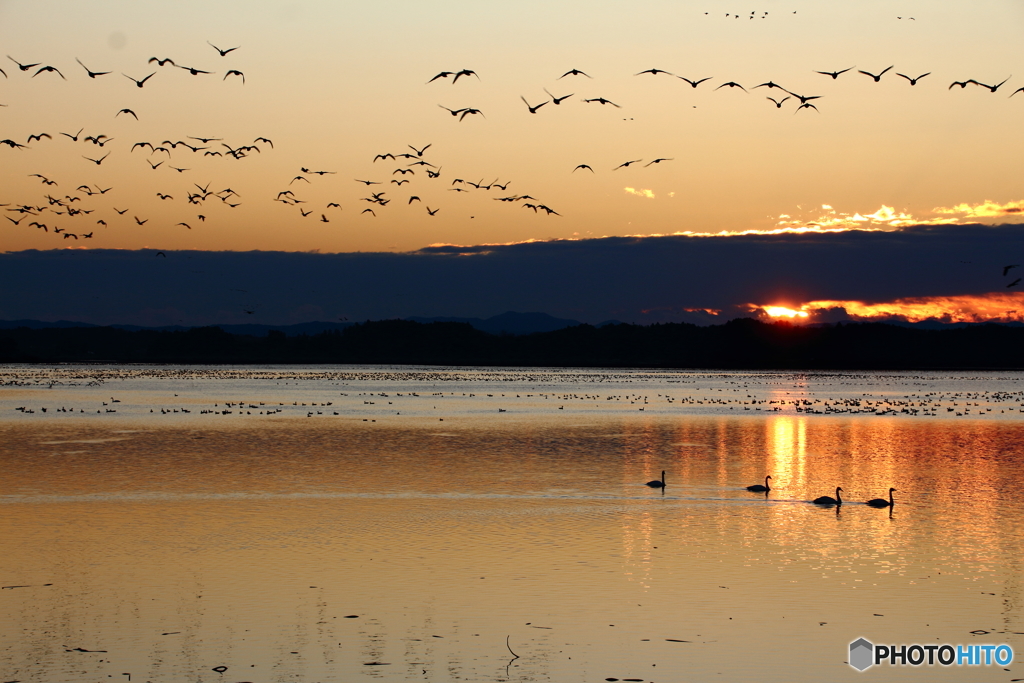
[2,0,1022,257]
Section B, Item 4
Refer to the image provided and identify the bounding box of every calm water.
[2,366,1023,682]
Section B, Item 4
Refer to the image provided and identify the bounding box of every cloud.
[750,292,1024,324]
[3,221,1024,326]
[932,199,1024,218]
[624,187,655,199]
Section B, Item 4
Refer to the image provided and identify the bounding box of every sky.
[2,0,1024,326]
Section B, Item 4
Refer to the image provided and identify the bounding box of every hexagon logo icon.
[849,637,874,671]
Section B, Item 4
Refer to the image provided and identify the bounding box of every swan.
[866,488,895,508]
[646,471,666,488]
[747,475,771,492]
[813,487,843,505]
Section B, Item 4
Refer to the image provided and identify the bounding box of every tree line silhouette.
[2,318,1023,368]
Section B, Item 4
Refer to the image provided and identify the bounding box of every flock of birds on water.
[3,25,1023,248]
[645,470,896,510]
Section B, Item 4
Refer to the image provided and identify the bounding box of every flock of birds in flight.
[2,33,1023,245]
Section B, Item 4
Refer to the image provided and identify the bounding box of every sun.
[763,306,809,319]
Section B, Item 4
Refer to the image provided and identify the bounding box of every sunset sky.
[2,0,1024,325]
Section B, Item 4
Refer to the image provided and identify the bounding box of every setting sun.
[762,306,810,319]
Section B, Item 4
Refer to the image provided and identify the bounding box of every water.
[1,366,1022,681]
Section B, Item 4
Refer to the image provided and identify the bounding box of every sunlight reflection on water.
[1,366,1022,682]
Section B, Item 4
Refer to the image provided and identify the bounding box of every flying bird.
[124,72,155,88]
[583,97,620,107]
[438,104,465,117]
[116,108,138,119]
[224,70,245,83]
[896,72,930,85]
[678,76,712,88]
[208,41,240,56]
[148,57,176,66]
[573,164,594,172]
[753,80,786,91]
[558,68,591,79]
[766,95,790,108]
[355,179,381,185]
[178,65,212,76]
[32,65,65,79]
[59,127,84,142]
[1003,265,1020,276]
[973,77,1012,93]
[82,152,110,165]
[614,159,643,170]
[409,143,431,156]
[543,87,573,104]
[795,102,819,113]
[426,207,439,215]
[1,138,26,148]
[949,79,976,89]
[176,222,192,229]
[452,68,478,83]
[815,67,854,79]
[458,108,484,120]
[27,133,52,143]
[134,216,148,225]
[858,66,893,82]
[1008,278,1021,288]
[636,68,675,76]
[644,158,673,166]
[716,81,747,91]
[7,56,40,71]
[76,58,110,78]
[1011,87,1024,97]
[521,95,548,113]
[427,71,455,83]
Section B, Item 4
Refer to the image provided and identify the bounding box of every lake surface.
[1,366,1022,682]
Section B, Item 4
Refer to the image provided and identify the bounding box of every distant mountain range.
[1,312,1021,337]
[0,311,619,337]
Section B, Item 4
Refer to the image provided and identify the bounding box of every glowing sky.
[2,0,1024,324]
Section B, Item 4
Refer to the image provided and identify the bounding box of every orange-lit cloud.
[932,199,1024,218]
[624,187,656,199]
[751,292,1024,324]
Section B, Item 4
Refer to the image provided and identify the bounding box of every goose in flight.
[543,88,573,104]
[815,67,854,79]
[76,58,110,78]
[124,72,155,88]
[613,159,642,170]
[82,152,110,165]
[678,76,712,88]
[636,68,675,76]
[573,164,594,172]
[224,70,245,84]
[521,95,548,113]
[7,56,39,71]
[558,68,591,79]
[583,97,620,107]
[716,81,747,91]
[858,65,893,82]
[973,76,1011,93]
[766,95,790,108]
[33,65,65,79]
[896,72,930,85]
[644,158,673,166]
[208,41,240,56]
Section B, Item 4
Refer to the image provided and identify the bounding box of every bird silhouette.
[558,68,591,79]
[767,95,790,108]
[148,57,176,66]
[1002,265,1019,276]
[1008,278,1021,288]
[573,164,594,172]
[974,76,1011,93]
[521,95,548,113]
[124,72,155,87]
[858,66,893,82]
[426,207,439,215]
[76,58,110,78]
[543,87,573,104]
[116,108,138,119]
[614,159,642,170]
[427,71,455,83]
[178,65,212,76]
[815,67,854,79]
[224,70,245,84]
[645,158,673,166]
[33,65,65,79]
[27,133,52,143]
[134,216,148,225]
[636,68,675,76]
[795,102,819,113]
[82,152,110,165]
[458,108,484,120]
[7,56,39,71]
[896,72,930,85]
[1011,87,1024,97]
[949,79,976,89]
[678,76,712,88]
[583,97,620,107]
[716,81,747,92]
[208,41,240,56]
[59,127,84,142]
[452,69,478,83]
[409,143,431,156]
[176,223,192,229]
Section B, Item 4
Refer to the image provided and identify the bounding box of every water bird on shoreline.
[747,475,771,492]
[813,487,843,505]
[866,488,895,508]
[646,471,666,488]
